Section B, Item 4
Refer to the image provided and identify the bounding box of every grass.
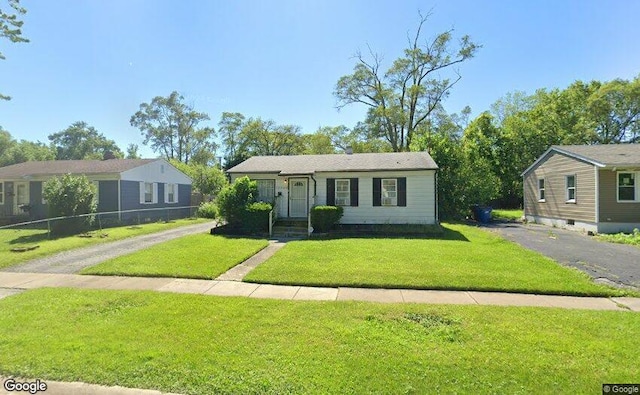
[81,234,268,279]
[597,228,640,247]
[245,223,630,296]
[0,218,211,270]
[0,288,638,394]
[492,208,523,221]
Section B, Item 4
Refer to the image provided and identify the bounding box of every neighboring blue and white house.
[226,151,439,225]
[0,158,191,221]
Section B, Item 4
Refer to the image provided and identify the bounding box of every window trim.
[140,182,157,204]
[93,181,100,205]
[334,179,351,207]
[565,175,576,203]
[164,183,178,204]
[538,178,545,202]
[617,171,638,203]
[255,179,276,203]
[0,181,4,205]
[381,178,398,207]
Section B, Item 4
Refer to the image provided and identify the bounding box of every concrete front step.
[271,226,308,238]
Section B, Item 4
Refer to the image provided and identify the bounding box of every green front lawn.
[81,234,268,279]
[492,208,523,221]
[597,229,640,248]
[0,218,212,270]
[0,288,637,394]
[245,223,628,296]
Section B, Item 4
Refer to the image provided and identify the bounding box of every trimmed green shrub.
[241,202,273,233]
[197,201,219,219]
[216,176,258,227]
[311,205,344,233]
[43,174,97,236]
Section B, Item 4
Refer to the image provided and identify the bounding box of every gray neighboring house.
[522,144,640,233]
[0,158,192,223]
[227,151,439,225]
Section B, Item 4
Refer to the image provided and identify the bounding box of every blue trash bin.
[477,207,492,223]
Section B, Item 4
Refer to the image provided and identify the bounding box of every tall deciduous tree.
[334,12,480,152]
[1,0,29,100]
[48,121,123,160]
[130,91,216,165]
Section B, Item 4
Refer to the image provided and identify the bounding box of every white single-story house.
[226,151,439,226]
[0,158,191,223]
[522,144,640,233]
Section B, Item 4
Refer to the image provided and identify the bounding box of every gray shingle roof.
[0,159,157,179]
[522,144,640,176]
[227,152,438,174]
[552,144,640,167]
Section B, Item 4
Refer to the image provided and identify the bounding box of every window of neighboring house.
[143,182,154,204]
[566,175,576,203]
[256,180,276,203]
[165,183,177,203]
[618,172,636,202]
[538,178,545,202]
[335,179,350,206]
[0,182,3,205]
[382,178,398,206]
[92,181,100,205]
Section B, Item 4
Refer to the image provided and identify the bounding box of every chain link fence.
[0,206,200,246]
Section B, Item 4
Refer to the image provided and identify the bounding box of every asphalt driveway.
[489,222,640,290]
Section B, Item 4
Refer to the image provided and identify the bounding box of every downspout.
[309,174,317,236]
[434,170,439,224]
[522,173,526,221]
[594,166,599,232]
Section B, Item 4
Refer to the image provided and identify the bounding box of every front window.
[335,179,350,206]
[0,182,3,205]
[256,180,275,203]
[382,178,397,206]
[538,178,545,202]
[145,182,153,203]
[166,183,177,203]
[618,172,636,201]
[566,175,576,203]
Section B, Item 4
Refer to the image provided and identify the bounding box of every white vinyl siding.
[140,182,157,204]
[335,179,350,206]
[381,178,397,206]
[566,175,576,203]
[319,170,436,225]
[165,183,177,203]
[617,172,637,202]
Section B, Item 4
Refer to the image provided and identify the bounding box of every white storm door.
[289,178,308,217]
[14,182,29,215]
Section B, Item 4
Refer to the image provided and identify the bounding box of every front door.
[289,178,308,218]
[14,182,29,215]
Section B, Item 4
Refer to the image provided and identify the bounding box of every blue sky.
[1,0,639,157]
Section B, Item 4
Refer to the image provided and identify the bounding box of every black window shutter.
[326,178,335,205]
[350,178,358,207]
[398,177,407,207]
[373,178,381,206]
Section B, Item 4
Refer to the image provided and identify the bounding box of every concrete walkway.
[1,272,639,311]
[215,240,286,281]
[1,221,217,274]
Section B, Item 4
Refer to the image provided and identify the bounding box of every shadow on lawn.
[314,224,469,242]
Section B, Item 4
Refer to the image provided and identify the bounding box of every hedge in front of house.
[241,202,272,234]
[310,205,344,233]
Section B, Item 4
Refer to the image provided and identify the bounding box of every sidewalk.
[1,271,638,311]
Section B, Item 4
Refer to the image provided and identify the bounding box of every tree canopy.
[334,12,480,152]
[48,121,123,160]
[0,0,29,100]
[130,91,217,165]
